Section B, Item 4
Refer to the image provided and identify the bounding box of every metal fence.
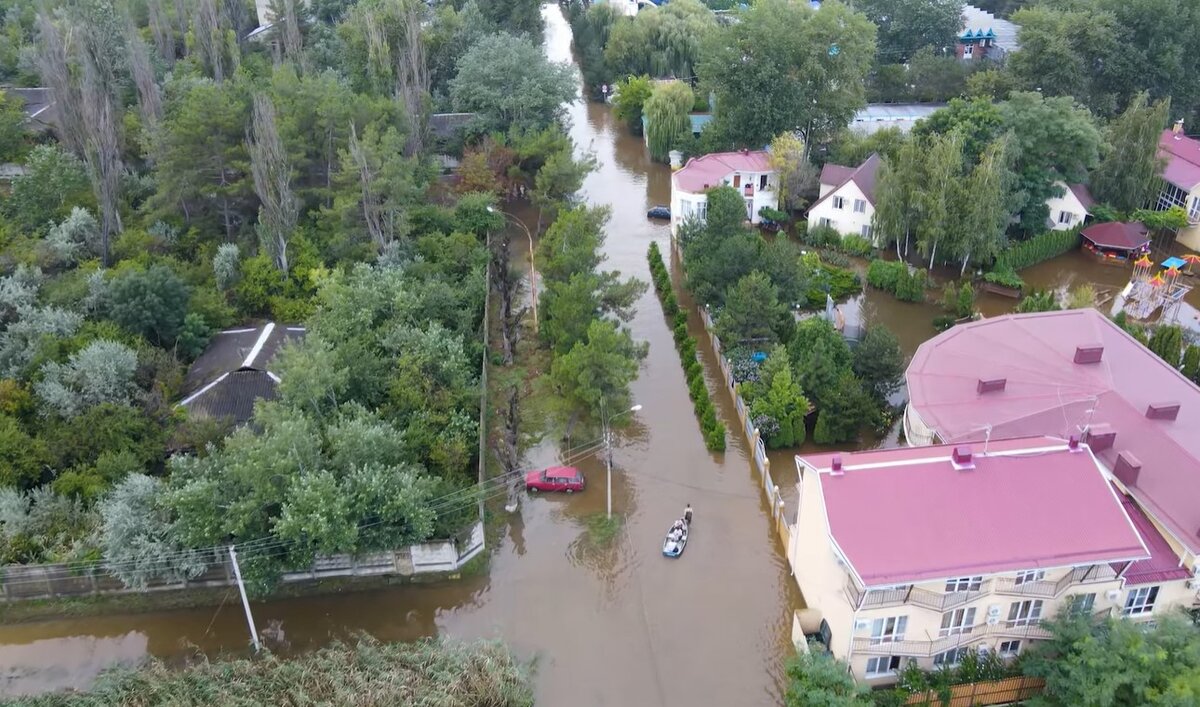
[904,676,1046,706]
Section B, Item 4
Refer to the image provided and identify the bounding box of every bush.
[839,234,874,257]
[688,374,707,401]
[996,228,1081,271]
[867,259,905,290]
[982,264,1024,290]
[932,314,956,331]
[758,206,789,224]
[802,223,841,247]
[705,423,726,452]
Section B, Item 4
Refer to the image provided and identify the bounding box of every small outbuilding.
[1081,221,1151,262]
[179,322,304,427]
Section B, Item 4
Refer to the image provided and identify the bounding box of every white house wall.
[809,182,875,239]
[1045,182,1088,231]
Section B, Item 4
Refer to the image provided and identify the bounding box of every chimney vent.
[952,445,975,470]
[1113,452,1142,487]
[1074,345,1104,364]
[977,377,1007,394]
[1146,402,1180,421]
[830,455,844,475]
[1086,424,1116,452]
[1068,435,1081,452]
[1173,119,1184,136]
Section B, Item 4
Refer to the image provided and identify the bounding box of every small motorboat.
[662,519,689,558]
[647,205,671,220]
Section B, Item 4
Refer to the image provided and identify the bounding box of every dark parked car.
[647,205,671,220]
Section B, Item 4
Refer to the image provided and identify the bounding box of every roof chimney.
[1173,119,1184,137]
[1086,424,1116,452]
[1113,452,1142,487]
[977,377,1007,394]
[1068,435,1082,452]
[1074,344,1104,364]
[951,445,975,470]
[1146,402,1180,421]
[830,455,844,475]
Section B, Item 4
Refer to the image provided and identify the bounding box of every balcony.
[845,578,989,612]
[992,565,1118,599]
[852,621,1052,657]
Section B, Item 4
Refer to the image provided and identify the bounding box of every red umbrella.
[1150,273,1166,287]
[1183,253,1200,274]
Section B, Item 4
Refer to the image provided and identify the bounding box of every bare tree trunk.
[127,21,163,133]
[33,13,86,157]
[194,0,225,82]
[348,122,388,250]
[247,93,297,274]
[279,0,304,68]
[928,239,938,271]
[395,0,428,156]
[147,0,177,64]
[960,251,971,276]
[80,54,124,266]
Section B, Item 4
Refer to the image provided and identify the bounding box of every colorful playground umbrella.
[1150,273,1166,287]
[1167,266,1181,278]
[1183,253,1200,274]
[1135,254,1153,268]
[1162,256,1187,270]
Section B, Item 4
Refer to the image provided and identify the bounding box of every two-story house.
[956,5,1019,61]
[1045,181,1094,231]
[669,150,777,234]
[1156,122,1200,249]
[791,435,1190,683]
[806,153,881,241]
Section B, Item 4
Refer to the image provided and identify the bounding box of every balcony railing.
[993,565,1119,599]
[852,621,1053,657]
[845,578,989,612]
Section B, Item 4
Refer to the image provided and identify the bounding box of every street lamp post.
[487,206,538,334]
[601,401,643,518]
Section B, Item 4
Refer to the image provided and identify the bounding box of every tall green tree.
[549,319,647,425]
[768,132,817,212]
[853,0,963,63]
[1092,92,1171,212]
[680,187,760,304]
[915,133,962,269]
[852,325,904,401]
[0,88,27,162]
[956,134,1015,273]
[698,0,876,149]
[604,0,716,80]
[1007,5,1123,116]
[644,81,694,163]
[450,33,576,134]
[715,271,787,346]
[1147,324,1184,367]
[612,75,654,133]
[750,365,809,449]
[871,139,923,256]
[784,651,871,707]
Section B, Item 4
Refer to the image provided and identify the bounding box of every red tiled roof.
[907,309,1200,554]
[1081,221,1150,251]
[672,150,772,193]
[798,437,1148,587]
[1158,130,1200,191]
[807,153,881,214]
[1067,183,1095,210]
[1114,491,1192,586]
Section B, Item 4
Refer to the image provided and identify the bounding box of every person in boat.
[684,504,693,524]
[672,519,684,532]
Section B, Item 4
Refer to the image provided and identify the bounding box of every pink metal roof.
[798,437,1149,587]
[1081,222,1150,251]
[907,309,1200,554]
[807,153,881,214]
[1158,130,1200,191]
[672,150,773,193]
[1114,491,1192,586]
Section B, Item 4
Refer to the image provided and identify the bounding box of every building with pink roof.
[790,436,1164,683]
[1156,122,1200,249]
[669,150,777,233]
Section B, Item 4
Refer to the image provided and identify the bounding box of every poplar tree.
[1092,92,1171,213]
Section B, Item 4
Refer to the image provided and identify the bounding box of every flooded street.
[0,6,800,705]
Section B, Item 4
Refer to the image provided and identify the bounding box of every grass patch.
[583,513,624,548]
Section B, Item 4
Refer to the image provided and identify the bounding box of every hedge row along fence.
[648,241,726,451]
[995,227,1082,272]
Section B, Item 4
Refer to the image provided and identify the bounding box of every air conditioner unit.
[986,615,1000,626]
[976,644,991,655]
[1187,578,1199,591]
[1106,589,1121,601]
[855,619,871,630]
[986,605,1002,618]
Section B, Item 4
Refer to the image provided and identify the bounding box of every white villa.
[669,150,777,234]
[1046,181,1095,231]
[807,153,881,241]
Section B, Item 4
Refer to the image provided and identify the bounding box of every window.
[861,225,872,238]
[1069,593,1096,613]
[1123,586,1159,616]
[1058,211,1073,225]
[1008,600,1043,626]
[1158,182,1189,212]
[760,174,768,190]
[832,196,846,210]
[1190,197,1200,222]
[933,647,970,668]
[819,217,833,228]
[732,174,741,188]
[998,640,1021,657]
[865,656,901,677]
[853,199,867,213]
[870,616,907,644]
[939,608,976,637]
[945,576,983,592]
[1014,570,1045,586]
[963,43,974,58]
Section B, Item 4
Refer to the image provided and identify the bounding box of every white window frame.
[818,217,833,228]
[1014,570,1046,586]
[1008,599,1043,626]
[998,640,1021,657]
[865,655,901,677]
[933,647,970,668]
[945,576,983,592]
[1123,586,1159,616]
[853,199,866,213]
[1189,196,1200,222]
[1058,210,1073,225]
[861,224,872,238]
[870,615,907,645]
[1070,593,1096,613]
[939,607,976,637]
[832,196,846,210]
[963,43,974,58]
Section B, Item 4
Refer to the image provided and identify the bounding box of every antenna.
[982,424,992,456]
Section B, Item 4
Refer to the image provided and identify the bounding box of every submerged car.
[525,466,585,493]
[646,205,671,220]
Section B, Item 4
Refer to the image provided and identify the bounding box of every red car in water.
[525,466,585,493]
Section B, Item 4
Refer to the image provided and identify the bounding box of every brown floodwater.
[6,5,1199,702]
[0,6,801,705]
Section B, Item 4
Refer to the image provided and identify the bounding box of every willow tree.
[872,140,923,256]
[644,82,693,162]
[956,134,1014,274]
[247,94,297,274]
[1092,92,1170,213]
[916,133,962,270]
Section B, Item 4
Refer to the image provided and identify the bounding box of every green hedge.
[866,259,927,302]
[648,242,726,451]
[996,228,1082,271]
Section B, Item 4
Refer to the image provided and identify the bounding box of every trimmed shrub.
[996,228,1081,271]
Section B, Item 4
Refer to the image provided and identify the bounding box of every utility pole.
[228,545,261,652]
[601,402,642,520]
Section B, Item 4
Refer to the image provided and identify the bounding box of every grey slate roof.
[3,87,56,131]
[180,322,304,426]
